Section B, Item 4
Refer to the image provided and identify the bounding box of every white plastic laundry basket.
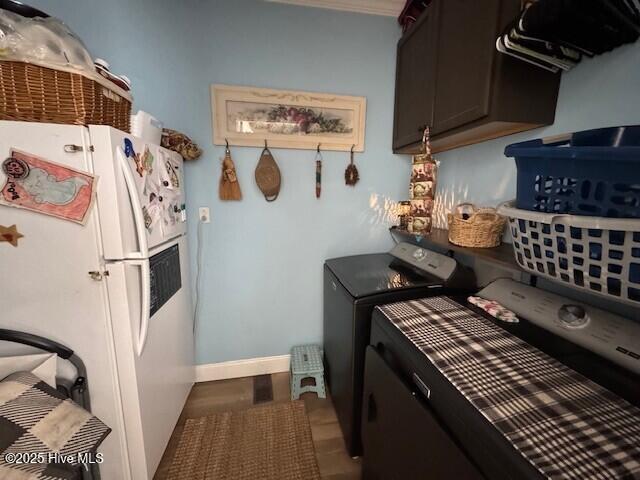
[498,201,640,306]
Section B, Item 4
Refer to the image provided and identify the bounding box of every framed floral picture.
[211,84,366,152]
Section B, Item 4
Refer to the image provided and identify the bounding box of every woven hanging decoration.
[255,141,281,202]
[344,145,359,186]
[408,127,437,235]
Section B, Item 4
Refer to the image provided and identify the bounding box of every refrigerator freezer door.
[0,121,131,479]
[89,126,187,260]
[105,235,194,479]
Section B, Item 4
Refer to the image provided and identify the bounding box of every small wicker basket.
[0,60,132,131]
[447,203,507,248]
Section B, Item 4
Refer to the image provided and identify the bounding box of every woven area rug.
[166,401,321,480]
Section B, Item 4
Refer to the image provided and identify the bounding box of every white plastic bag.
[0,8,94,73]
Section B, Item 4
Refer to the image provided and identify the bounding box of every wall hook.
[350,144,355,154]
[317,143,321,153]
[225,138,230,153]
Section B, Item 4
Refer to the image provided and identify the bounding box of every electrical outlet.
[199,207,210,223]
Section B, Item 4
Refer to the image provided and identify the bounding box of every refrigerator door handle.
[131,259,151,357]
[117,146,148,259]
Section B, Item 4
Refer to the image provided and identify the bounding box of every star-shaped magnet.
[0,224,24,247]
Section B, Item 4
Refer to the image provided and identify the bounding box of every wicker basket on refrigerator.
[0,60,132,131]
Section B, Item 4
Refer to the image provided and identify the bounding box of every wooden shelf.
[390,227,521,272]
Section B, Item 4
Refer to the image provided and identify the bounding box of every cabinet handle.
[366,393,378,422]
[412,373,431,400]
[64,144,94,153]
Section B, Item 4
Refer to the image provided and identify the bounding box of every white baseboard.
[195,354,291,383]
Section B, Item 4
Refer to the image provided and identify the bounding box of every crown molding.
[265,0,405,17]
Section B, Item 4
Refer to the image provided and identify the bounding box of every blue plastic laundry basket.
[505,126,640,218]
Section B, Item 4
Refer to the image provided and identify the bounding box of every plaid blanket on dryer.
[378,296,640,480]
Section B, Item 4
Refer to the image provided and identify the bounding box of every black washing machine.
[323,241,472,457]
[362,279,640,479]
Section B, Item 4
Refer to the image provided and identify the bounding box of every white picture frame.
[211,84,366,152]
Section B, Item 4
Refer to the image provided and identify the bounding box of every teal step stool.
[290,344,326,400]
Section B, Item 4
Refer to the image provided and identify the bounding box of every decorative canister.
[410,198,433,217]
[408,128,437,234]
[397,201,411,229]
[408,215,431,234]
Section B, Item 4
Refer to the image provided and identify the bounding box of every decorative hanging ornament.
[219,139,242,201]
[255,140,281,202]
[315,144,322,198]
[344,144,359,186]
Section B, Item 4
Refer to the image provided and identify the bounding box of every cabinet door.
[392,3,440,150]
[361,346,483,480]
[432,0,501,134]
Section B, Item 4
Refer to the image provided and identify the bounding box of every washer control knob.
[413,248,426,261]
[558,304,589,328]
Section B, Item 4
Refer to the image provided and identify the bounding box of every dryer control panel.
[390,242,457,281]
[479,279,640,375]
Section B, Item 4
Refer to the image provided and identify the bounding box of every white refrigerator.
[0,121,194,479]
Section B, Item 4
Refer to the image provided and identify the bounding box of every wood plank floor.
[154,372,361,479]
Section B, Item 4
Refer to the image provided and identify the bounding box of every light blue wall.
[28,0,203,137]
[188,2,404,364]
[433,42,640,227]
[24,1,640,362]
[32,0,406,364]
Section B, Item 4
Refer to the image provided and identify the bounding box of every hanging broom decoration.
[219,139,242,201]
[345,144,359,186]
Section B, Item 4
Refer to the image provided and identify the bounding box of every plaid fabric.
[378,296,640,480]
[0,459,77,480]
[0,371,110,479]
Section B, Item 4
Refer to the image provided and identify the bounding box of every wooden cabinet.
[393,2,440,149]
[393,0,560,154]
[432,0,500,134]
